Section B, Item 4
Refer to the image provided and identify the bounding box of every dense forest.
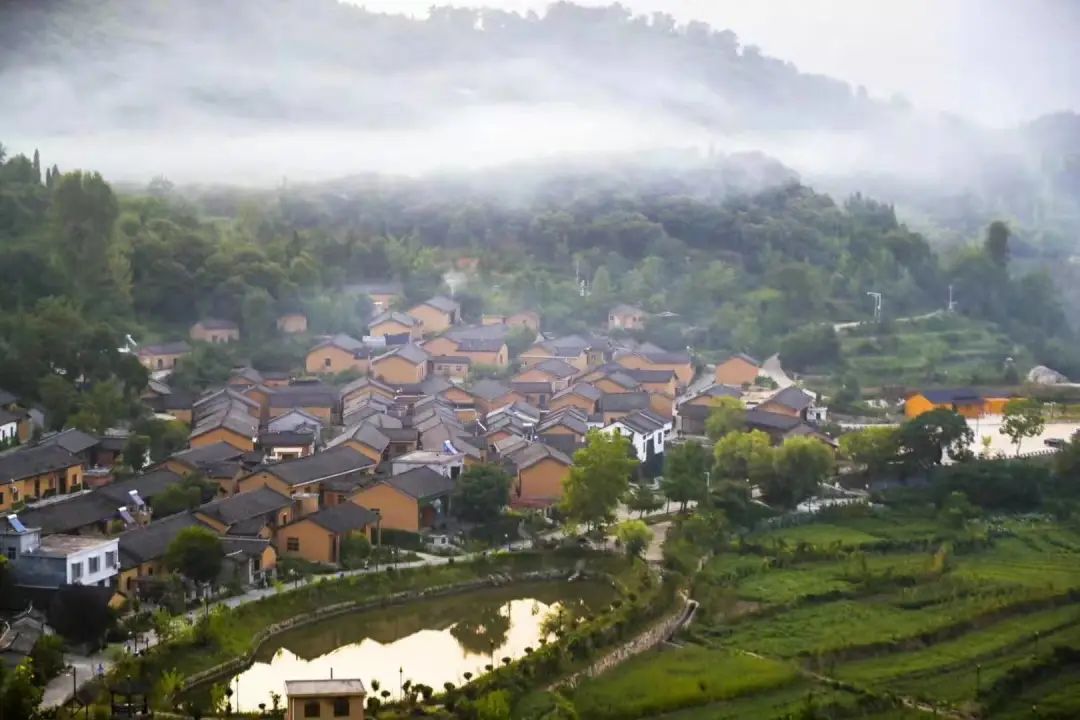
[0,139,1074,429]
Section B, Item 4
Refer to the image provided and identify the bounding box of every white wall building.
[1,516,119,589]
[600,410,672,462]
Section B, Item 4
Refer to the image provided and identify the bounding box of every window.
[287,537,300,552]
[88,556,100,573]
[303,702,321,718]
[5,548,15,561]
[333,698,350,717]
[156,358,164,369]
[106,551,116,568]
[71,561,83,580]
[324,357,332,369]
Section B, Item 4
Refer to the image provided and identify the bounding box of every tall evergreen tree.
[32,148,40,183]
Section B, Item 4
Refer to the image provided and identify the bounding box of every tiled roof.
[38,429,99,455]
[258,446,373,486]
[370,310,418,328]
[532,359,578,379]
[598,392,651,412]
[511,381,553,394]
[456,338,505,353]
[98,468,185,505]
[339,376,395,400]
[0,445,81,485]
[745,408,804,432]
[764,386,814,412]
[504,440,572,470]
[374,343,429,366]
[268,383,336,409]
[553,382,601,402]
[610,303,644,315]
[168,442,246,469]
[302,503,379,534]
[328,422,391,453]
[613,409,668,435]
[195,318,238,330]
[623,368,676,384]
[384,467,455,500]
[118,512,206,568]
[420,295,460,313]
[197,486,291,526]
[311,333,366,354]
[469,379,514,402]
[258,430,316,447]
[727,352,761,367]
[137,341,191,357]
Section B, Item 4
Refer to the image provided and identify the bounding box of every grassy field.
[559,509,1080,719]
[569,646,799,720]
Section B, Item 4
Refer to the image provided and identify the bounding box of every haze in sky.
[352,0,1080,125]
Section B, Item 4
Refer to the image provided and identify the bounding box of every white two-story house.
[0,514,119,589]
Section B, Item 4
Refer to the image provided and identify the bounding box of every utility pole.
[867,291,883,323]
[947,284,957,313]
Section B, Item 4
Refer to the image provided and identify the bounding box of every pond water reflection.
[220,581,613,710]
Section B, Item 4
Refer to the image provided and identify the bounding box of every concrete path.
[760,354,795,389]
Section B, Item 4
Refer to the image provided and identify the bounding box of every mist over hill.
[1,0,1078,250]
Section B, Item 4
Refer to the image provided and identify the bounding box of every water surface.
[221,581,613,710]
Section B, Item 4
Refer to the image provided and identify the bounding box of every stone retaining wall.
[554,596,695,690]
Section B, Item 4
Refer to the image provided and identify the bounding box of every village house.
[549,382,602,416]
[745,408,836,447]
[454,338,509,368]
[276,503,378,565]
[258,430,317,461]
[608,303,647,331]
[601,409,671,465]
[349,467,455,533]
[326,422,391,465]
[0,408,19,446]
[6,521,120,591]
[675,384,742,436]
[0,445,83,511]
[614,348,695,390]
[346,281,403,313]
[483,310,540,332]
[268,382,337,425]
[305,334,371,375]
[276,312,309,334]
[536,407,590,453]
[368,310,422,341]
[285,679,367,720]
[512,358,577,392]
[141,381,194,423]
[757,386,827,422]
[495,436,573,510]
[136,341,191,371]
[236,446,375,500]
[188,399,258,453]
[370,343,430,385]
[164,442,248,482]
[190,318,240,344]
[519,335,595,370]
[432,355,471,381]
[117,512,207,595]
[195,486,294,538]
[510,381,554,409]
[407,296,461,335]
[339,376,396,409]
[468,379,524,416]
[598,391,652,424]
[267,408,324,435]
[903,388,1013,420]
[715,353,761,387]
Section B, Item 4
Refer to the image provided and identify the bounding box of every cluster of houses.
[0,288,838,623]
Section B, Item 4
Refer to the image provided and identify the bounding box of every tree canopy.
[454,463,512,523]
[562,430,638,529]
[166,526,224,586]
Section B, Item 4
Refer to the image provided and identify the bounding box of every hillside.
[2,0,1079,259]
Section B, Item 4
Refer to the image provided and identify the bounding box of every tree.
[123,434,151,471]
[984,220,1010,267]
[704,397,745,441]
[615,520,653,558]
[562,430,637,529]
[838,426,900,480]
[898,408,974,473]
[625,482,662,517]
[69,379,126,434]
[166,526,224,586]
[1,662,42,720]
[241,286,275,343]
[662,441,709,510]
[940,490,980,529]
[152,475,213,517]
[1001,398,1044,456]
[29,634,65,684]
[38,374,79,431]
[779,324,841,372]
[474,690,512,720]
[454,463,512,522]
[713,430,775,487]
[767,437,835,508]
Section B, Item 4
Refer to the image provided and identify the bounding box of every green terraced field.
[569,646,799,720]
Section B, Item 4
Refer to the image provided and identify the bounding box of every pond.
[213,581,614,711]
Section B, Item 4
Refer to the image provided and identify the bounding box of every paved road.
[833,309,943,332]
